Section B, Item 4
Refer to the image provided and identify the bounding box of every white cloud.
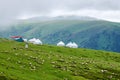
[0,0,120,25]
[47,9,120,22]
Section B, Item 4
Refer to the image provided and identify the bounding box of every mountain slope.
[1,18,120,52]
[0,39,120,80]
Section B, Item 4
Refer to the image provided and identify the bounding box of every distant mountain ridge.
[0,16,120,52]
[18,16,99,23]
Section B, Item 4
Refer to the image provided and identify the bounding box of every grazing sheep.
[25,43,28,48]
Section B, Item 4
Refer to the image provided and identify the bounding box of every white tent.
[66,42,78,48]
[66,42,73,48]
[57,41,65,46]
[29,38,36,43]
[23,38,28,42]
[28,38,42,45]
[72,42,78,48]
[33,39,42,45]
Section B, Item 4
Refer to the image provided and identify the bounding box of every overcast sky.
[0,0,120,25]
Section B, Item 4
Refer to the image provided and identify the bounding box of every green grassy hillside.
[0,39,120,80]
[1,19,120,52]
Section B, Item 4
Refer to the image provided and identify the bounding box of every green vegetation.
[0,38,120,80]
[1,19,120,52]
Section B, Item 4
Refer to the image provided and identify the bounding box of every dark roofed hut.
[11,36,24,42]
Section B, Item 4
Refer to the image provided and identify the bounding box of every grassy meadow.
[0,38,120,80]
